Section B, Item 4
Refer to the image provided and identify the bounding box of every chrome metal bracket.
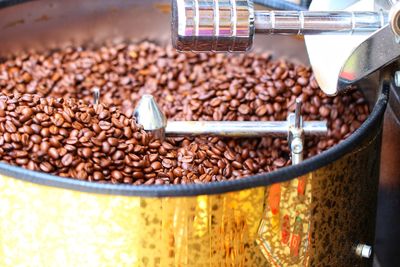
[287,99,305,165]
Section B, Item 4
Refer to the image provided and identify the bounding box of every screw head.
[291,138,303,154]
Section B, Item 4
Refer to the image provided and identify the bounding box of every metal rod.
[165,121,327,137]
[295,98,302,128]
[93,87,100,105]
[254,10,388,35]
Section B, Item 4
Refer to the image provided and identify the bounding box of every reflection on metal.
[305,0,400,95]
[172,0,386,52]
[164,120,327,137]
[338,25,400,92]
[171,0,255,52]
[288,99,305,165]
[257,131,381,266]
[133,94,167,140]
[254,10,386,34]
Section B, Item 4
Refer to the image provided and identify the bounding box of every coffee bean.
[319,106,330,118]
[61,153,73,166]
[5,121,16,133]
[255,106,268,116]
[181,155,194,163]
[224,150,236,161]
[82,147,93,158]
[93,171,104,180]
[232,161,243,169]
[112,150,125,161]
[20,107,33,123]
[48,147,59,160]
[111,170,123,180]
[238,104,251,115]
[40,162,53,172]
[102,141,111,153]
[151,161,162,170]
[273,158,286,167]
[133,172,144,179]
[30,134,42,144]
[297,77,309,86]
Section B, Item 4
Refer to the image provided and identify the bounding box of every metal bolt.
[291,138,303,154]
[355,244,372,259]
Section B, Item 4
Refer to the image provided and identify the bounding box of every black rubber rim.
[0,82,389,197]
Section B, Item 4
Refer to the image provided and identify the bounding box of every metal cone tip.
[133,94,167,131]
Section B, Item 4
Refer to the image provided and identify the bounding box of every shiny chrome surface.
[134,95,327,139]
[133,95,167,140]
[338,25,400,91]
[288,99,305,165]
[172,0,387,53]
[255,10,386,34]
[172,0,255,51]
[305,0,379,95]
[165,120,327,137]
[305,0,400,95]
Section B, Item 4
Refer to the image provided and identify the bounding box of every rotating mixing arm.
[133,95,327,165]
[171,0,400,95]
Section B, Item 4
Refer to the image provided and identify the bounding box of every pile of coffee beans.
[0,41,370,184]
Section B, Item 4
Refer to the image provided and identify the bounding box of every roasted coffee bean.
[111,170,123,180]
[93,171,104,180]
[48,147,59,160]
[82,147,93,158]
[39,162,53,172]
[5,121,16,133]
[61,153,73,166]
[274,158,286,167]
[0,41,370,185]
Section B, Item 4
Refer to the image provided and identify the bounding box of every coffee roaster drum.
[0,1,388,266]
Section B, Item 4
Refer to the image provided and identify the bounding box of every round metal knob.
[171,0,255,52]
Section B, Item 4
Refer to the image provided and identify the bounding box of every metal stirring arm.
[172,0,387,52]
[134,95,328,165]
[172,0,400,95]
[254,10,386,34]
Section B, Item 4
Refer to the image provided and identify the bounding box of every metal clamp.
[288,99,304,165]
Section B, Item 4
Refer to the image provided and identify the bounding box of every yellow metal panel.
[0,176,266,267]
